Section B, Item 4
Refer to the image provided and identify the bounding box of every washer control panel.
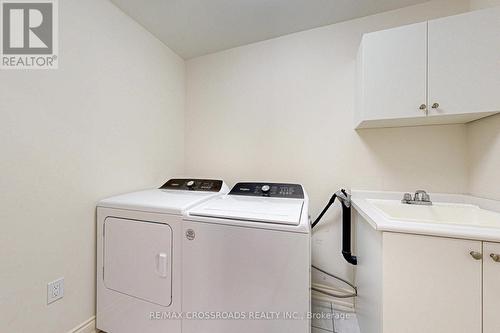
[229,182,304,199]
[160,179,224,192]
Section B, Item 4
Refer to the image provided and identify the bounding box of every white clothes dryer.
[96,178,228,333]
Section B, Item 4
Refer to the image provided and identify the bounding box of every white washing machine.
[183,182,311,333]
[96,178,229,333]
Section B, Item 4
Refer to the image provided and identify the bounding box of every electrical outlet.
[47,277,64,304]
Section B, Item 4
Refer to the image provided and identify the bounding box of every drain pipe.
[311,189,357,266]
[337,189,357,266]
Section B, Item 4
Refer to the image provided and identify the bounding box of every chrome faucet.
[402,190,432,205]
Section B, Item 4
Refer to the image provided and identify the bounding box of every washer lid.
[188,195,304,225]
[98,189,223,215]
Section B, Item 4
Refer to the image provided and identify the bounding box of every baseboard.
[68,316,97,333]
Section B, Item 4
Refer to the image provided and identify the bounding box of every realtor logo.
[1,0,58,69]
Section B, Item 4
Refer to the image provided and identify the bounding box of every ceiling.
[110,0,431,59]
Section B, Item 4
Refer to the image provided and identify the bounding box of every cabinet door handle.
[431,103,440,109]
[419,104,427,111]
[490,253,500,262]
[470,251,483,260]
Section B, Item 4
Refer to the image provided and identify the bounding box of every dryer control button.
[261,185,270,193]
[186,180,195,188]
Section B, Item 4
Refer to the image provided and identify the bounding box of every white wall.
[467,115,500,201]
[466,0,500,201]
[470,0,500,9]
[185,0,471,285]
[0,1,184,332]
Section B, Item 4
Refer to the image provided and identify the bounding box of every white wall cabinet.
[428,8,500,118]
[358,22,428,124]
[355,7,500,129]
[355,212,500,333]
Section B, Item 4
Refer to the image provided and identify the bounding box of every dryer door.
[103,217,172,306]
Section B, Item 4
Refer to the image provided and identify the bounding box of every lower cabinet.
[354,216,500,333]
[383,233,482,333]
[483,242,500,333]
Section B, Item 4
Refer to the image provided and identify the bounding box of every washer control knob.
[261,185,271,193]
[186,180,195,188]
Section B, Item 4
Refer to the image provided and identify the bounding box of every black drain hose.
[311,189,357,266]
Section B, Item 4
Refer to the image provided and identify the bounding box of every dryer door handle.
[157,253,168,278]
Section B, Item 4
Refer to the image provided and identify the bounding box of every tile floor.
[312,300,360,333]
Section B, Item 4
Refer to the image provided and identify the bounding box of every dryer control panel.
[160,179,224,192]
[229,182,304,199]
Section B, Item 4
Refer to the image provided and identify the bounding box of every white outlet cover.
[47,277,64,304]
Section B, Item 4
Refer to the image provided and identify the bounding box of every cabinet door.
[383,233,482,333]
[483,242,500,333]
[428,7,500,117]
[360,22,427,123]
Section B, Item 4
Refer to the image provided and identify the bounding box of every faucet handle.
[402,193,412,203]
[413,190,427,201]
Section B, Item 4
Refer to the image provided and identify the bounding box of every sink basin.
[368,199,500,228]
[352,191,500,241]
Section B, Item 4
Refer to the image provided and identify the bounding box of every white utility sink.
[351,191,500,241]
[368,199,500,229]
